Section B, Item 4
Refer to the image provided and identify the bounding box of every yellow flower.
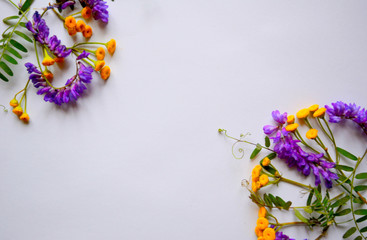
[100,66,111,80]
[255,181,261,189]
[296,108,310,119]
[19,113,30,122]
[54,57,64,63]
[308,104,319,112]
[82,25,93,38]
[313,107,326,118]
[252,184,258,193]
[259,174,269,186]
[9,98,18,107]
[306,129,318,139]
[262,157,270,166]
[81,7,92,19]
[252,165,262,178]
[256,217,269,230]
[96,47,105,60]
[258,237,266,240]
[258,207,267,218]
[42,53,55,66]
[285,123,299,132]
[255,226,263,237]
[287,115,295,124]
[12,106,23,116]
[107,39,116,55]
[64,16,76,29]
[263,228,276,240]
[43,70,53,81]
[76,20,86,32]
[252,176,259,183]
[94,60,105,71]
[67,27,77,36]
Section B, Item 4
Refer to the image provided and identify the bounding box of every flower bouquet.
[1,0,116,122]
[220,102,367,240]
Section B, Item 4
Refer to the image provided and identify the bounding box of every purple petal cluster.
[25,62,93,105]
[26,11,49,44]
[264,110,338,188]
[26,12,71,58]
[48,35,72,58]
[326,101,367,135]
[83,0,109,23]
[76,50,90,60]
[263,110,287,135]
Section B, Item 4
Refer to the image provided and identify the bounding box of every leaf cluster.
[0,13,32,82]
[250,192,292,210]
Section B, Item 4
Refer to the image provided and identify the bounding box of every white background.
[0,0,367,239]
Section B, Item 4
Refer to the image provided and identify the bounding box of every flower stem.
[278,176,312,189]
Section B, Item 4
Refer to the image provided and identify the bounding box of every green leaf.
[20,0,34,13]
[353,198,364,204]
[3,54,17,64]
[360,226,367,233]
[0,71,9,82]
[263,194,273,207]
[284,201,292,210]
[337,147,358,161]
[268,194,279,206]
[354,209,367,215]
[331,196,350,208]
[265,136,270,147]
[354,185,367,192]
[276,196,286,207]
[304,206,312,213]
[354,236,362,240]
[0,61,13,76]
[10,39,27,52]
[343,227,356,238]
[356,215,367,223]
[14,31,33,43]
[3,15,19,24]
[335,164,354,172]
[263,165,277,175]
[335,208,351,216]
[356,172,367,179]
[19,22,27,28]
[6,46,22,59]
[250,144,262,159]
[307,189,314,206]
[294,208,308,224]
[266,152,277,160]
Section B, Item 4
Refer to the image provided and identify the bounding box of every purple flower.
[264,111,338,188]
[326,101,367,135]
[76,51,90,60]
[272,110,287,124]
[263,110,288,136]
[26,11,49,44]
[26,13,71,58]
[48,35,72,58]
[81,0,109,23]
[25,62,94,105]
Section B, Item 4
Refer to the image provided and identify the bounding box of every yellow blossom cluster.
[284,104,328,140]
[251,165,269,192]
[255,207,276,240]
[9,99,29,123]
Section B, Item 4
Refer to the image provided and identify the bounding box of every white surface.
[0,0,367,239]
